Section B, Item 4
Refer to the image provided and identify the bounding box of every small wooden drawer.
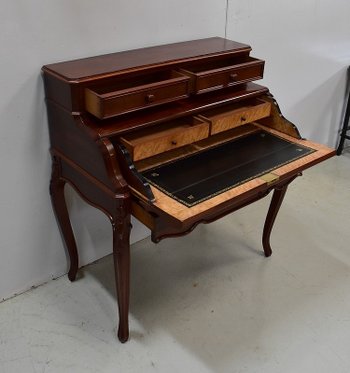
[179,56,264,94]
[85,71,190,119]
[120,117,209,161]
[198,99,271,135]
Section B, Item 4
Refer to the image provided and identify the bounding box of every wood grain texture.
[198,98,271,134]
[120,117,209,161]
[115,144,155,202]
[43,37,335,343]
[136,124,334,223]
[134,124,259,171]
[131,200,155,230]
[262,180,295,257]
[46,100,119,190]
[112,201,131,343]
[85,71,190,119]
[50,156,79,282]
[179,56,264,94]
[258,93,302,138]
[85,82,269,139]
[42,37,251,81]
[253,123,335,178]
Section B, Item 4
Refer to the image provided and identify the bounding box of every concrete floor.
[1,152,350,373]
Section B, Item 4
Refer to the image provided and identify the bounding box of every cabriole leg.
[262,184,288,257]
[112,202,131,343]
[50,157,79,281]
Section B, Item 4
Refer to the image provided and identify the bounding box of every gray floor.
[1,152,350,373]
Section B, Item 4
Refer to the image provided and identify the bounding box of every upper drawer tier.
[85,71,190,119]
[179,56,264,94]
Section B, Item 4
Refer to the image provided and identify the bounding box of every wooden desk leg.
[50,157,79,281]
[112,200,131,343]
[262,184,288,257]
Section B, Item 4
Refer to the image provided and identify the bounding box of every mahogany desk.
[42,37,334,342]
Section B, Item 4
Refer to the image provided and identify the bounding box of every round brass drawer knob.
[146,94,155,103]
[229,73,237,82]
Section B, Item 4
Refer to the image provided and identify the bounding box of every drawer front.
[199,99,271,135]
[120,118,209,161]
[85,72,190,119]
[181,58,264,94]
[103,80,189,117]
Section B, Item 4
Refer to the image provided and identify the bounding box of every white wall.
[1,1,349,302]
[0,1,227,301]
[226,0,350,146]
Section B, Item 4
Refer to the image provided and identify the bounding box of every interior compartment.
[198,98,271,134]
[119,116,209,161]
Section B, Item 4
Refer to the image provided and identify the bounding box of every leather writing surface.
[142,131,314,206]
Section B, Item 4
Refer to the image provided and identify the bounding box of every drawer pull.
[85,70,190,119]
[198,99,272,135]
[145,94,155,103]
[229,73,238,82]
[171,140,177,145]
[178,57,264,94]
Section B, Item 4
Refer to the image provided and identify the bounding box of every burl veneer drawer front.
[85,71,190,119]
[120,117,209,161]
[199,99,271,135]
[179,57,264,94]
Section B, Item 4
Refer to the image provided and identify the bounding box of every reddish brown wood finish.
[262,175,300,257]
[43,37,251,81]
[42,37,334,343]
[84,82,269,139]
[85,71,191,119]
[180,56,264,94]
[112,204,131,343]
[50,156,79,281]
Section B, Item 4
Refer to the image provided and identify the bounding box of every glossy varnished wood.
[50,156,79,281]
[84,82,269,139]
[42,37,335,343]
[120,116,209,161]
[85,71,190,119]
[179,56,264,94]
[198,98,271,135]
[262,177,297,257]
[43,38,251,81]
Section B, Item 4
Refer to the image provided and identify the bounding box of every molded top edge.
[42,37,251,82]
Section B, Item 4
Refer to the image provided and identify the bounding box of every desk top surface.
[42,37,251,81]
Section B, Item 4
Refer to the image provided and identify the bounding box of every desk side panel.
[46,101,121,191]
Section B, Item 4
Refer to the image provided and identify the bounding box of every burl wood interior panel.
[120,117,209,161]
[198,98,271,134]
